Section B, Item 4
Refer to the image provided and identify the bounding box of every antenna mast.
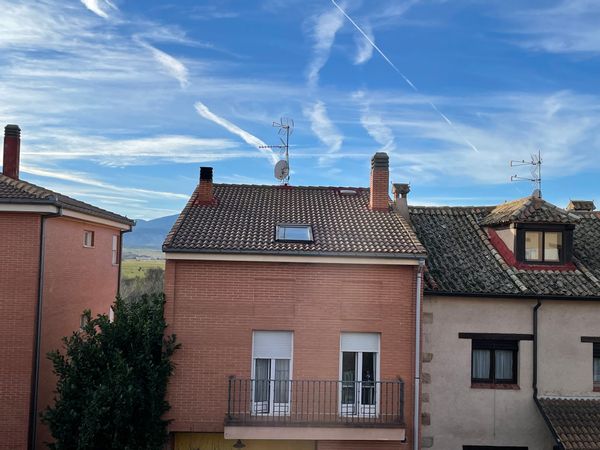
[259,117,294,184]
[510,150,542,197]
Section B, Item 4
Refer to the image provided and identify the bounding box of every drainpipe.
[28,206,62,450]
[532,299,565,450]
[414,259,425,450]
[117,226,133,296]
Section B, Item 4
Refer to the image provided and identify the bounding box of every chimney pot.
[392,183,411,220]
[3,124,21,180]
[369,152,390,211]
[196,166,214,204]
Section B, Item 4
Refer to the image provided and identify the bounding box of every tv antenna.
[510,150,542,198]
[259,117,294,184]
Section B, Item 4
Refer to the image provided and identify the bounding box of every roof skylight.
[276,224,313,242]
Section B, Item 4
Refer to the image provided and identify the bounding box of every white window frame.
[83,230,95,248]
[111,235,119,265]
[275,224,313,242]
[339,332,381,417]
[251,331,293,416]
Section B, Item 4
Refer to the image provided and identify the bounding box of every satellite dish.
[274,160,289,181]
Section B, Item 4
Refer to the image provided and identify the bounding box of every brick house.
[0,125,134,450]
[409,193,600,450]
[163,153,427,450]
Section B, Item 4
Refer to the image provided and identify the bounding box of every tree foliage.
[42,293,179,450]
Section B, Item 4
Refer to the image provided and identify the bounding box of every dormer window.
[516,225,572,265]
[276,224,313,242]
[524,230,562,262]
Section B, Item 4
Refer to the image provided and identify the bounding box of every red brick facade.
[0,214,41,450]
[165,259,418,448]
[0,213,123,450]
[36,217,122,448]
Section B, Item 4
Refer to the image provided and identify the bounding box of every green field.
[121,259,165,280]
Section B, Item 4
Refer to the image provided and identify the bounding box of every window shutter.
[341,332,380,352]
[253,331,293,359]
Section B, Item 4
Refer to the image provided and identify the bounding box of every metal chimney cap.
[4,124,21,137]
[200,166,213,181]
[371,152,389,169]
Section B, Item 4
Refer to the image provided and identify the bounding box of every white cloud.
[306,6,345,88]
[19,132,244,166]
[353,23,374,64]
[21,164,189,200]
[80,0,117,19]
[194,101,278,165]
[136,39,190,88]
[504,0,600,54]
[303,100,343,164]
[353,90,395,151]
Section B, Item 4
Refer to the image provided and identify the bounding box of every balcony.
[224,378,406,441]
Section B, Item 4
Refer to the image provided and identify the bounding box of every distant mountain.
[124,214,178,250]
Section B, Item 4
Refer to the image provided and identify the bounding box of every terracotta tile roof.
[480,196,581,226]
[0,174,133,225]
[537,397,600,450]
[163,183,426,258]
[568,200,596,212]
[409,205,600,297]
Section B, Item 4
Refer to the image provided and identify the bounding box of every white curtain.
[495,350,513,380]
[472,349,490,379]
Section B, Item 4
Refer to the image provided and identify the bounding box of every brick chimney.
[3,124,21,180]
[195,166,214,204]
[370,152,389,211]
[393,183,410,220]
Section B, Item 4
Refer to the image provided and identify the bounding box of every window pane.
[472,349,491,379]
[544,232,562,262]
[279,226,311,241]
[254,359,270,403]
[342,352,357,405]
[525,231,542,261]
[594,357,600,383]
[495,350,514,380]
[273,359,290,403]
[361,352,376,405]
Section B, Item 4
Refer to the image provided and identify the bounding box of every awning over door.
[536,397,600,450]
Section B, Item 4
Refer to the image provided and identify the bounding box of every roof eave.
[163,247,427,260]
[425,289,600,301]
[0,198,134,227]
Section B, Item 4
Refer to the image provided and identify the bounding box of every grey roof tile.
[481,196,581,226]
[409,204,600,298]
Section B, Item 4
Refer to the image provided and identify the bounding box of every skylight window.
[276,224,313,242]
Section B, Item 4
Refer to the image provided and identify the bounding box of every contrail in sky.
[331,0,480,153]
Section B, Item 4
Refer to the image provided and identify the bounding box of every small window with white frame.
[112,235,119,265]
[83,230,95,248]
[252,331,293,415]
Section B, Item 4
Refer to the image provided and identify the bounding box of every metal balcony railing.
[226,378,405,427]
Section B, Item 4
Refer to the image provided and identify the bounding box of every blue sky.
[1,0,599,219]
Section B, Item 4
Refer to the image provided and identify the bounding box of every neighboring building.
[409,193,600,450]
[163,153,427,450]
[0,125,134,450]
